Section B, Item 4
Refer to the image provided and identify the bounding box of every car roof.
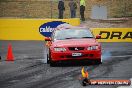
[56,27,91,31]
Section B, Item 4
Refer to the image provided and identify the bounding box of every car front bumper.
[50,50,101,61]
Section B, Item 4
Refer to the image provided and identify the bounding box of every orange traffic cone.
[6,44,14,61]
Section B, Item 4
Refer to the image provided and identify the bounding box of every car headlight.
[54,47,66,52]
[87,45,98,50]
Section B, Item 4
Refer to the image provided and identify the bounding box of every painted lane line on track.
[117,78,132,88]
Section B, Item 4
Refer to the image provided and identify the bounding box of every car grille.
[66,54,88,58]
[68,47,85,51]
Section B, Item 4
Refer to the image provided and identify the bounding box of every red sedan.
[45,28,102,66]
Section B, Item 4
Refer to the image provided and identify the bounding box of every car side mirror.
[96,35,101,39]
[45,37,51,41]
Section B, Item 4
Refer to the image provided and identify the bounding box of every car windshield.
[53,28,94,40]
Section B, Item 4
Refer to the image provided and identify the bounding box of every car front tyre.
[47,54,50,64]
[49,51,56,67]
[95,59,102,65]
[50,61,56,67]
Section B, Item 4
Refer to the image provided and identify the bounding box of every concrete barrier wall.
[0,18,80,40]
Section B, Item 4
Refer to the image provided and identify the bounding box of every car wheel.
[47,54,49,64]
[50,61,56,67]
[95,59,102,65]
[49,51,56,67]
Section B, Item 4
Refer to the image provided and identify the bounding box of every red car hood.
[52,39,98,47]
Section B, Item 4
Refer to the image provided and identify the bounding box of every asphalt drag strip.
[0,41,132,88]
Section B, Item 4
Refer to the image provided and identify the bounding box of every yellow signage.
[92,28,132,42]
[0,18,80,40]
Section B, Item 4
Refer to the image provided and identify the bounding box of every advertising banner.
[0,18,80,40]
[92,28,132,42]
